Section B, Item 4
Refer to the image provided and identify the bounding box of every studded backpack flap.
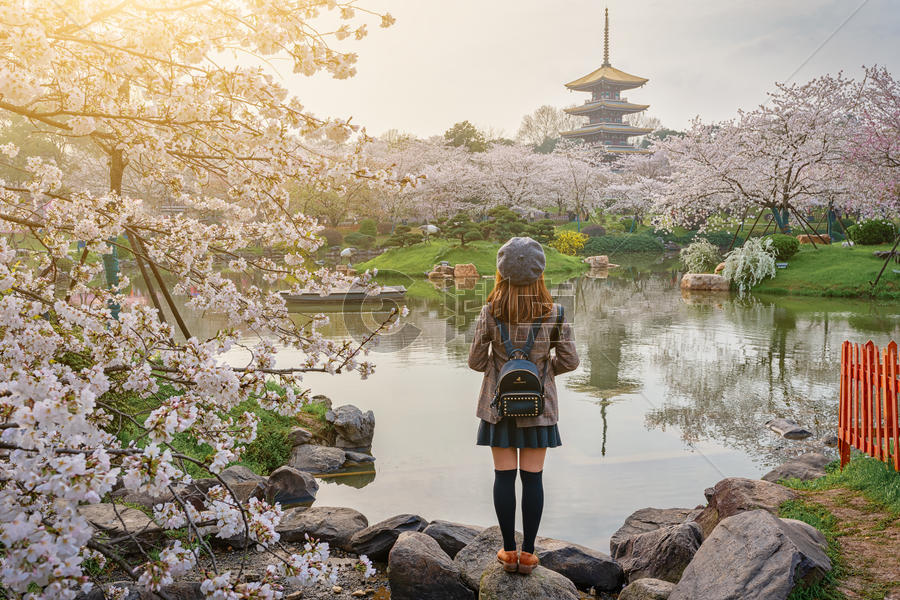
[490,305,564,418]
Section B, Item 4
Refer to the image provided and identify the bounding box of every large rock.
[348,513,428,561]
[388,532,474,600]
[287,426,313,446]
[693,477,796,538]
[263,466,318,507]
[797,233,831,244]
[78,503,162,546]
[343,450,376,464]
[454,526,521,590]
[310,394,332,411]
[289,444,346,473]
[610,507,699,558]
[453,525,619,592]
[423,520,485,558]
[478,562,578,600]
[679,273,730,291]
[584,255,610,268]
[766,418,813,440]
[107,489,173,512]
[219,465,265,485]
[453,263,478,278]
[762,452,831,483]
[615,522,702,583]
[78,582,202,600]
[226,480,265,504]
[277,506,368,550]
[535,536,623,591]
[670,510,831,600]
[618,578,676,600]
[328,404,375,450]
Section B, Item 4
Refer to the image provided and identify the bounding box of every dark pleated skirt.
[476,417,562,448]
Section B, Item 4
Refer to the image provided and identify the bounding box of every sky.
[278,0,900,139]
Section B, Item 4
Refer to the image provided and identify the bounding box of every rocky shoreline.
[82,448,838,600]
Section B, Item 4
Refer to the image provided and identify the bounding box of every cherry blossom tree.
[604,151,670,221]
[847,66,900,215]
[548,140,608,221]
[652,73,865,232]
[0,2,402,598]
[474,144,557,211]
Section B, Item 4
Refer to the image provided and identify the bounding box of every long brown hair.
[487,270,553,324]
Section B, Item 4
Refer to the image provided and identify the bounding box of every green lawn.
[355,239,587,279]
[753,243,900,300]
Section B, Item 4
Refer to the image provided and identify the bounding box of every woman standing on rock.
[468,237,579,575]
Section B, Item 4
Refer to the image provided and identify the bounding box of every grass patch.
[111,383,331,478]
[781,455,900,514]
[752,243,900,300]
[779,498,847,600]
[356,239,586,278]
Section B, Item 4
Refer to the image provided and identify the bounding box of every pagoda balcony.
[585,97,627,104]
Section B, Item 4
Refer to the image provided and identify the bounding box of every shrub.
[700,231,742,248]
[344,232,375,249]
[619,217,636,231]
[524,220,556,244]
[582,233,664,254]
[377,221,393,235]
[722,237,777,294]
[847,219,897,245]
[445,212,483,246]
[320,228,342,247]
[680,239,720,273]
[581,224,607,238]
[385,225,422,247]
[358,218,377,237]
[764,233,800,260]
[550,230,588,256]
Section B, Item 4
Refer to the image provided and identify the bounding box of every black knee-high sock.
[520,469,544,554]
[493,469,517,552]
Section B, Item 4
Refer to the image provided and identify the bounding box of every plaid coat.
[467,303,579,427]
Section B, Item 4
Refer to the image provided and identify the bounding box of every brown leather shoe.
[496,549,518,572]
[518,551,539,574]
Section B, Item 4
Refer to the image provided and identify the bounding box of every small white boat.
[279,285,407,305]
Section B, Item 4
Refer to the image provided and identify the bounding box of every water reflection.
[120,263,900,549]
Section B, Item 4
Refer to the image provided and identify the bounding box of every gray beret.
[497,236,546,285]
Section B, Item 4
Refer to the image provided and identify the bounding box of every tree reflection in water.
[124,262,900,469]
[646,294,900,465]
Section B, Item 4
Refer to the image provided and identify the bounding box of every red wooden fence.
[838,340,900,471]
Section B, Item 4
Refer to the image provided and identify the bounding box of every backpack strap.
[497,315,546,359]
[551,304,565,348]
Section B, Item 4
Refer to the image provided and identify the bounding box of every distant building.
[561,8,651,154]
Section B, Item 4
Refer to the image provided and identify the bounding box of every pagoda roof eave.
[565,101,650,115]
[560,124,654,137]
[565,65,648,91]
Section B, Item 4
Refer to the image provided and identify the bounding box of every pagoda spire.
[602,7,610,67]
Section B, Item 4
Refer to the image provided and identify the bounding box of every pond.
[138,259,900,552]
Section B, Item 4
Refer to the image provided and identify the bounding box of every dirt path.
[800,488,900,600]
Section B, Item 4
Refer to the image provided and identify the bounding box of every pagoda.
[561,8,651,153]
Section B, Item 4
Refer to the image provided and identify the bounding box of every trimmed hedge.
[358,218,377,237]
[582,233,664,254]
[764,233,800,260]
[581,224,607,238]
[847,219,896,245]
[700,231,743,248]
[344,232,375,249]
